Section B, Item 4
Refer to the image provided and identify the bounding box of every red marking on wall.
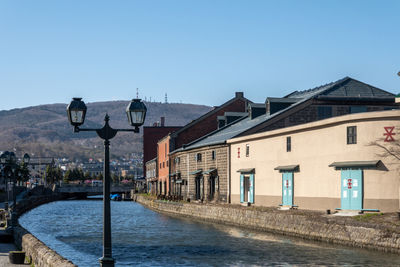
[347,179,352,189]
[237,147,240,158]
[384,126,395,142]
[286,180,289,188]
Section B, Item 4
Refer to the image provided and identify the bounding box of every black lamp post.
[67,97,146,267]
[0,152,8,210]
[0,151,30,229]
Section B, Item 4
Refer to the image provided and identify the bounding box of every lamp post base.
[99,256,115,267]
[11,211,17,228]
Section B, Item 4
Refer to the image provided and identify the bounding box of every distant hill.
[0,101,212,160]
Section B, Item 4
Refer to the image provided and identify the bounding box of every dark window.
[211,150,216,160]
[318,106,332,120]
[166,160,169,167]
[350,106,367,114]
[175,157,180,164]
[160,163,162,169]
[196,153,202,162]
[163,162,165,168]
[246,144,250,157]
[347,126,357,144]
[165,144,167,159]
[287,136,291,152]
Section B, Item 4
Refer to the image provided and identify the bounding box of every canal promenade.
[3,186,77,267]
[19,199,400,266]
[0,201,26,266]
[0,242,26,267]
[135,194,400,254]
[7,188,400,266]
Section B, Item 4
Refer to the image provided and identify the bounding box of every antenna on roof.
[136,88,139,98]
[165,93,168,104]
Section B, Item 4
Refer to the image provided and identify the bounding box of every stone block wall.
[135,195,400,254]
[12,190,77,267]
[184,145,228,202]
[14,226,76,267]
[215,146,228,202]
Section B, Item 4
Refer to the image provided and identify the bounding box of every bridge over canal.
[58,184,134,199]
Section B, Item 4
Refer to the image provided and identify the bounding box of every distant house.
[81,162,103,177]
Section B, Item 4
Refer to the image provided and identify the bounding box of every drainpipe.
[227,145,231,203]
[187,154,190,199]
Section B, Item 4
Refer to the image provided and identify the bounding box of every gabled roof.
[172,77,395,152]
[286,76,394,99]
[238,77,395,136]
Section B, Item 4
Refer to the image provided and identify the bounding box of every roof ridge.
[299,77,348,94]
[344,76,395,97]
[285,77,350,98]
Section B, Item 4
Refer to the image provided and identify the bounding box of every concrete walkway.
[0,201,28,266]
[0,242,28,266]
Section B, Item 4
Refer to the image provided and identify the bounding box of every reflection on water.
[19,200,400,266]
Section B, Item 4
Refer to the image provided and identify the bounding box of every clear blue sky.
[1,0,399,111]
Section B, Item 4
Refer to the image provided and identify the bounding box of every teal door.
[341,169,363,210]
[240,175,244,203]
[240,174,254,203]
[249,174,254,204]
[282,172,293,206]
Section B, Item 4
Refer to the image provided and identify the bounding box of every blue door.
[282,172,293,206]
[240,174,254,203]
[341,169,363,210]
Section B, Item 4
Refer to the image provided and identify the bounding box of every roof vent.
[265,97,300,115]
[248,103,266,119]
[217,116,226,129]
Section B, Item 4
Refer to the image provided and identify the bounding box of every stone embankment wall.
[13,190,77,267]
[14,226,76,267]
[135,195,400,254]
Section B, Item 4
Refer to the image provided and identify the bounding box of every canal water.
[19,200,400,266]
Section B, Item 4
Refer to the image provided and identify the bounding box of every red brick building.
[157,135,171,194]
[170,92,250,151]
[143,117,181,176]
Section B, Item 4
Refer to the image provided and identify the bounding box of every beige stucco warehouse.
[228,110,400,212]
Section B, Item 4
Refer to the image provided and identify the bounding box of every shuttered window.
[347,126,357,144]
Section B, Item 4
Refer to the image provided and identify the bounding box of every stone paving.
[0,242,27,266]
[0,201,28,266]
